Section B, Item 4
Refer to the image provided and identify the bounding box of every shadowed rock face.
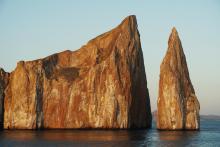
[0,69,9,129]
[157,28,200,130]
[2,15,152,129]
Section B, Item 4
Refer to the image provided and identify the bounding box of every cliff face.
[3,15,152,129]
[157,28,200,130]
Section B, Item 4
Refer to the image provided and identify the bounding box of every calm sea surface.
[0,119,220,147]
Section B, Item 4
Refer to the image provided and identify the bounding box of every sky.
[0,0,219,115]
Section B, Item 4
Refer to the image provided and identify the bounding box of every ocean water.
[0,119,220,147]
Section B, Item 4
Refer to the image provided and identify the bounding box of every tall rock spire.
[157,27,200,130]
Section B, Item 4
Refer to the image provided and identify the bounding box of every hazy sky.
[0,0,219,115]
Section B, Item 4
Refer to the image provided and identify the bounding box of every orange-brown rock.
[3,15,152,129]
[157,28,200,130]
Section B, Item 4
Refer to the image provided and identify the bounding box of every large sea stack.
[1,15,152,129]
[157,28,200,130]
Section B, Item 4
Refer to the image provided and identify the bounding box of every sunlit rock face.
[157,28,200,130]
[3,15,152,129]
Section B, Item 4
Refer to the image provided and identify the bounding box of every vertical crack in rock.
[157,27,200,130]
[35,70,44,129]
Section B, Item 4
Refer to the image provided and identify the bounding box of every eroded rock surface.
[3,15,152,129]
[157,28,200,130]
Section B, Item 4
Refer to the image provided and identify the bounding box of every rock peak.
[171,27,178,34]
[168,27,180,46]
[157,28,200,130]
[119,15,138,31]
[121,15,137,24]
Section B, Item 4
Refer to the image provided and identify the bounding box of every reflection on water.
[0,119,220,147]
[0,130,150,147]
[158,131,197,141]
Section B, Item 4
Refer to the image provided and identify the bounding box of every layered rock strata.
[2,15,152,129]
[157,28,200,130]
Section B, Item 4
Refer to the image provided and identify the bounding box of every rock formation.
[157,28,200,130]
[2,15,152,129]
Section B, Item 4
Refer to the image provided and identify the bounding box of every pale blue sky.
[0,0,219,115]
